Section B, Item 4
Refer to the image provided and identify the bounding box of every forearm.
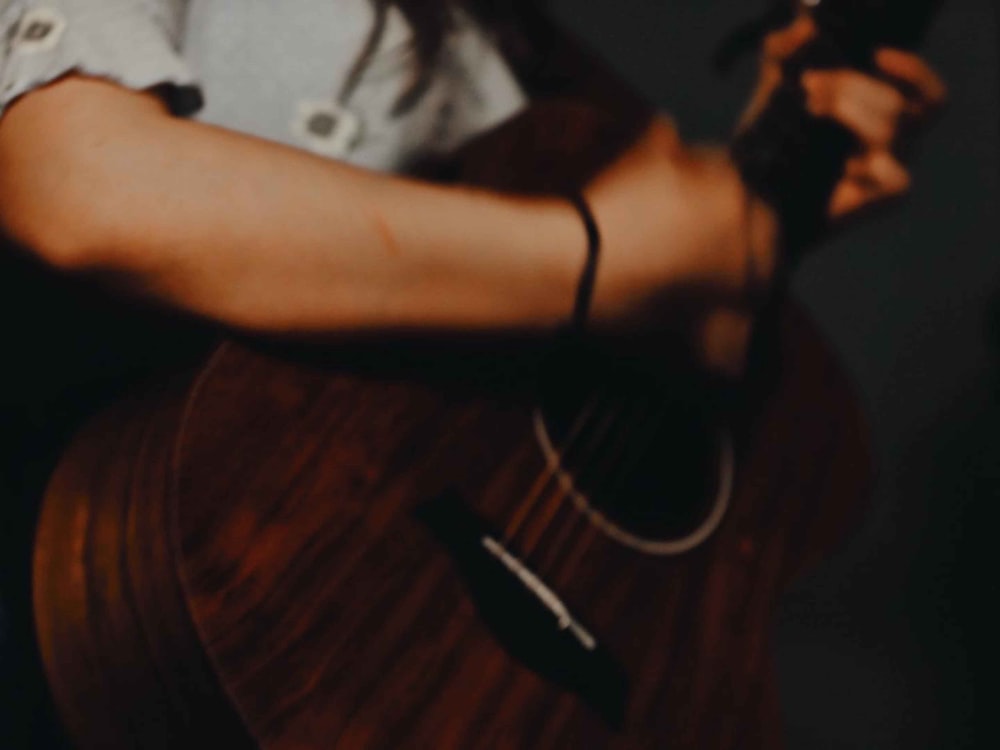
[0,77,586,335]
[143,113,775,341]
[0,75,774,366]
[100,122,587,334]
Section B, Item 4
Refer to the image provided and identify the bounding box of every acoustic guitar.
[30,110,870,750]
[32,1,939,746]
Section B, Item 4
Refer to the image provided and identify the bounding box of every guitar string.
[540,396,712,584]
[504,390,625,552]
[530,396,670,581]
[545,403,671,588]
[502,389,622,552]
[524,396,646,573]
[499,389,607,546]
[557,399,675,579]
[509,390,634,554]
[550,508,601,591]
[518,393,644,561]
[541,396,667,579]
[515,401,636,576]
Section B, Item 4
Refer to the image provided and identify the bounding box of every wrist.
[740,182,782,306]
[675,146,783,306]
[529,194,593,329]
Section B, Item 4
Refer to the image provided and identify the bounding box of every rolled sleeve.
[0,0,202,117]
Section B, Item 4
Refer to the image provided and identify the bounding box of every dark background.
[548,0,999,747]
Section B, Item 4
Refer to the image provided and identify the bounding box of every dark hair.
[352,0,541,117]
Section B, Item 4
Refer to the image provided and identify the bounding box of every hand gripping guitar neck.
[724,0,945,261]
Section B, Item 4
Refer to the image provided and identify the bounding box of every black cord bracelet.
[565,192,602,332]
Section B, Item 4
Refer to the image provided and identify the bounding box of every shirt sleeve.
[0,0,203,118]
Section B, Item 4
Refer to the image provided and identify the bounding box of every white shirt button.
[12,8,66,54]
[292,100,363,159]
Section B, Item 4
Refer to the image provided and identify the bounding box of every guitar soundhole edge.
[533,393,734,557]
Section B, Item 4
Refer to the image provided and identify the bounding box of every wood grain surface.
[34,100,872,749]
[34,302,871,749]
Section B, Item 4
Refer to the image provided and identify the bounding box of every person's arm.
[0,12,945,370]
[0,74,753,340]
[0,76,572,334]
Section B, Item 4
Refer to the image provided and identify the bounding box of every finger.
[847,151,911,192]
[829,179,875,220]
[875,48,948,113]
[830,151,911,219]
[762,15,817,65]
[803,69,907,148]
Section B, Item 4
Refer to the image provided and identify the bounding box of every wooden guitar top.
[34,301,871,749]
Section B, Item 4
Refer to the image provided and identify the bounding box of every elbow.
[3,219,93,274]
[0,178,129,274]
[0,76,167,274]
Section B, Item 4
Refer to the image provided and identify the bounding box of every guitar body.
[33,301,871,750]
[31,100,871,748]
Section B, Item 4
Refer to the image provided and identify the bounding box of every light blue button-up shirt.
[0,0,529,171]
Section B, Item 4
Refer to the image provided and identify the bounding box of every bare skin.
[0,15,945,374]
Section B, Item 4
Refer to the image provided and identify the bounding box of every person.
[0,0,945,746]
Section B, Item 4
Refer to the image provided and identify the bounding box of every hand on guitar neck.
[730,0,948,261]
[648,8,945,375]
[503,9,945,377]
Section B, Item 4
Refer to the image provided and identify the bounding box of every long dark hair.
[351,0,542,116]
